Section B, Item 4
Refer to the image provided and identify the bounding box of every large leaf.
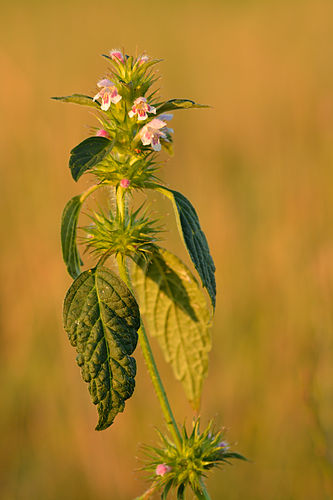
[51,94,100,109]
[156,98,209,114]
[132,249,211,409]
[63,266,140,430]
[69,137,113,181]
[157,187,216,308]
[61,195,83,279]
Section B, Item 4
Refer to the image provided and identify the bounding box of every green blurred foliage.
[1,0,333,498]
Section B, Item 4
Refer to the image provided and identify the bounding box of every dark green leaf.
[132,249,211,409]
[51,94,100,109]
[177,484,185,500]
[223,452,248,461]
[61,195,83,279]
[63,266,140,430]
[69,137,113,181]
[157,187,216,308]
[156,98,209,114]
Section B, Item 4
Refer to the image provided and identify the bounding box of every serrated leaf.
[51,94,101,109]
[157,187,216,308]
[63,266,140,430]
[132,249,211,409]
[69,137,113,181]
[61,195,83,279]
[156,98,209,114]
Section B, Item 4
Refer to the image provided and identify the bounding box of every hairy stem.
[196,480,212,500]
[80,181,105,203]
[115,187,182,449]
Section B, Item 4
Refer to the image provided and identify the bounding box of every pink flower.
[120,179,130,188]
[110,49,124,63]
[138,54,149,66]
[155,463,171,476]
[93,79,122,111]
[139,115,173,152]
[129,97,156,121]
[95,129,110,138]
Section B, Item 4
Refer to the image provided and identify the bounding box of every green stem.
[116,185,125,221]
[80,181,105,203]
[115,187,182,449]
[195,480,212,500]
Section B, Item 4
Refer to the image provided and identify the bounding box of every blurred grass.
[1,0,333,498]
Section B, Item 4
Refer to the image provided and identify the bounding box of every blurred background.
[1,0,333,498]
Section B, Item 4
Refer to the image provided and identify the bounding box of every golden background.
[1,0,333,498]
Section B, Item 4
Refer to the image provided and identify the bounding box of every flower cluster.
[141,420,246,499]
[82,205,162,259]
[92,48,174,159]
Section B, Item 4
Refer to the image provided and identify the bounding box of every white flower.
[93,79,121,111]
[128,97,156,121]
[139,115,173,151]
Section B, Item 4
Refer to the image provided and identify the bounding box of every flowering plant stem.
[115,188,182,449]
[198,480,212,500]
[57,49,246,499]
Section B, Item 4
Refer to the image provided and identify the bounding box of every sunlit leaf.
[132,249,211,409]
[156,98,209,114]
[51,94,100,109]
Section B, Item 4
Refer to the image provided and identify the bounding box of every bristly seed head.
[141,419,246,498]
[81,205,162,259]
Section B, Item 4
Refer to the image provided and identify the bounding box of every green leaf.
[156,98,209,114]
[63,266,140,430]
[61,195,83,279]
[177,484,185,500]
[223,452,248,461]
[132,249,211,409]
[69,137,113,181]
[51,94,101,109]
[156,187,216,308]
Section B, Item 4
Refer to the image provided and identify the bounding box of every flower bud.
[96,129,110,138]
[110,49,124,63]
[138,54,149,66]
[120,179,131,188]
[155,463,171,476]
